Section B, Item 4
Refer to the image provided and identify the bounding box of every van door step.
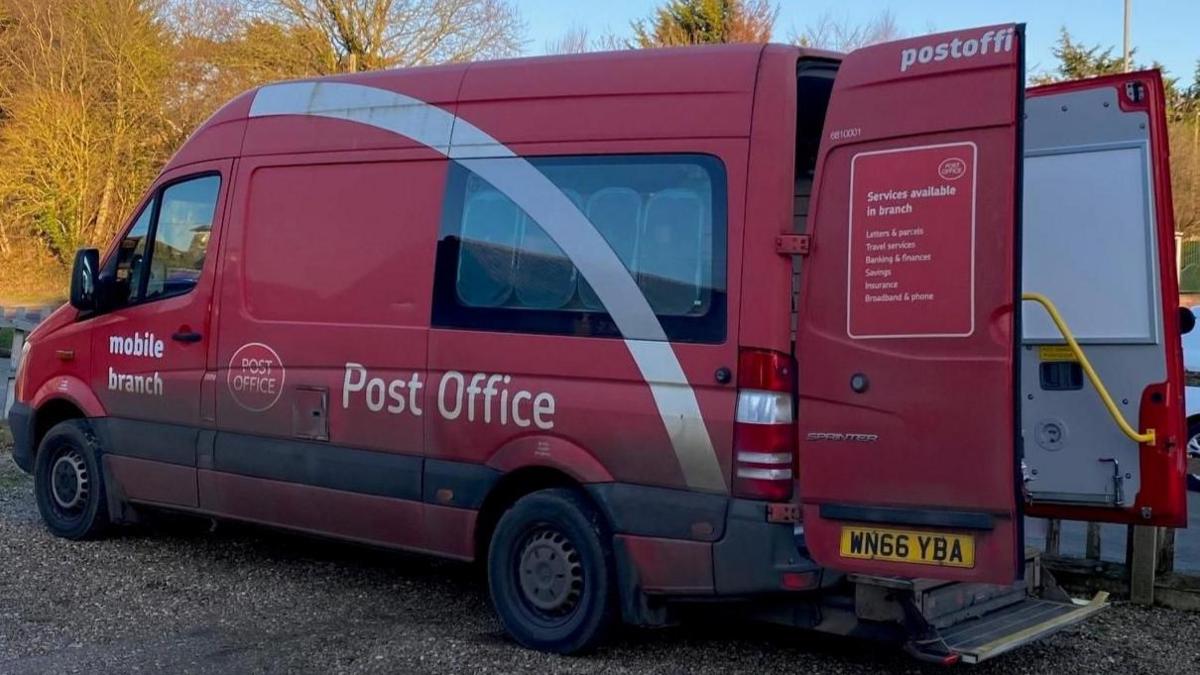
[848,574,1029,628]
[939,592,1108,664]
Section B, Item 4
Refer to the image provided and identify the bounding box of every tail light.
[732,348,797,501]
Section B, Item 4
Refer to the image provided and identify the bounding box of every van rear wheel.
[487,488,616,654]
[34,420,110,540]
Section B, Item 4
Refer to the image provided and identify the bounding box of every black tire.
[1188,418,1200,492]
[487,488,616,654]
[33,419,110,540]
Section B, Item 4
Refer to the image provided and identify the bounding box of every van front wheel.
[487,488,616,654]
[33,420,110,540]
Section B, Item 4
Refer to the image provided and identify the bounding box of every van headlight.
[13,338,32,402]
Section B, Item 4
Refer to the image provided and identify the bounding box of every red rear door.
[796,25,1026,584]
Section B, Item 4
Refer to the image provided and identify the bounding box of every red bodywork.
[20,46,800,594]
[12,27,1187,598]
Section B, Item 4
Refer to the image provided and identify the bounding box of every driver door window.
[105,174,220,308]
[110,205,153,306]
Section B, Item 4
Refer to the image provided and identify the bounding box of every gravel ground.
[2,438,1199,674]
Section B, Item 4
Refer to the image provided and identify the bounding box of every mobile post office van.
[7,24,1190,663]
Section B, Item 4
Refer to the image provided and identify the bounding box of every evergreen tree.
[630,0,776,48]
[1036,28,1127,82]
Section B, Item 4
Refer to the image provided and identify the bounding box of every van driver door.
[87,160,231,508]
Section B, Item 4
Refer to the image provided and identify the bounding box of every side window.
[144,175,220,301]
[108,205,154,307]
[102,173,220,308]
[433,155,726,343]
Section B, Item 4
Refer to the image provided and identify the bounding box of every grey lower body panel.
[6,401,35,473]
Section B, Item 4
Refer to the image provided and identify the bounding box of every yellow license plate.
[1038,345,1078,362]
[839,526,975,568]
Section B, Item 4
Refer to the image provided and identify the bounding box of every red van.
[6,24,1190,663]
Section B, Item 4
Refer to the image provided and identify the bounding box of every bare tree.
[792,10,903,52]
[167,0,334,138]
[544,24,626,55]
[593,31,628,52]
[545,24,590,55]
[726,0,775,43]
[0,0,173,261]
[268,0,524,72]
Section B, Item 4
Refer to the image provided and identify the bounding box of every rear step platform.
[940,592,1108,664]
[847,549,1108,664]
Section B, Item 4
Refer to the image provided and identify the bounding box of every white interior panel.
[1022,145,1158,342]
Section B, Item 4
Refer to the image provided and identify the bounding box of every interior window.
[514,190,581,309]
[434,154,727,343]
[579,187,642,310]
[457,186,521,307]
[639,189,708,316]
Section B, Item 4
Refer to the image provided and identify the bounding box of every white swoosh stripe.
[250,81,455,153]
[249,81,726,492]
[624,339,725,490]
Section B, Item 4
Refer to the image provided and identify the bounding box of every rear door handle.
[172,331,202,343]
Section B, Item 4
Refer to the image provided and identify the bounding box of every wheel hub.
[50,451,89,511]
[517,529,583,615]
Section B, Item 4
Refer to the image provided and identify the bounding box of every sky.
[519,0,1200,83]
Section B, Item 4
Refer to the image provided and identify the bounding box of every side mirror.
[69,248,100,311]
[1181,307,1197,336]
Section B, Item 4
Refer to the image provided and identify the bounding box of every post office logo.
[227,343,285,412]
[938,157,967,181]
[899,27,1016,73]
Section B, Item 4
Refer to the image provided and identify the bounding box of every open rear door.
[1021,72,1187,527]
[796,25,1026,585]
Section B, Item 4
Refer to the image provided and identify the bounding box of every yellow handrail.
[1021,292,1156,446]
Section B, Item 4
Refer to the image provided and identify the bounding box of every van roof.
[169,43,841,170]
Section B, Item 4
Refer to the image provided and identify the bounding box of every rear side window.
[433,154,727,343]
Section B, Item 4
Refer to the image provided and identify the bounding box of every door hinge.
[776,234,811,256]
